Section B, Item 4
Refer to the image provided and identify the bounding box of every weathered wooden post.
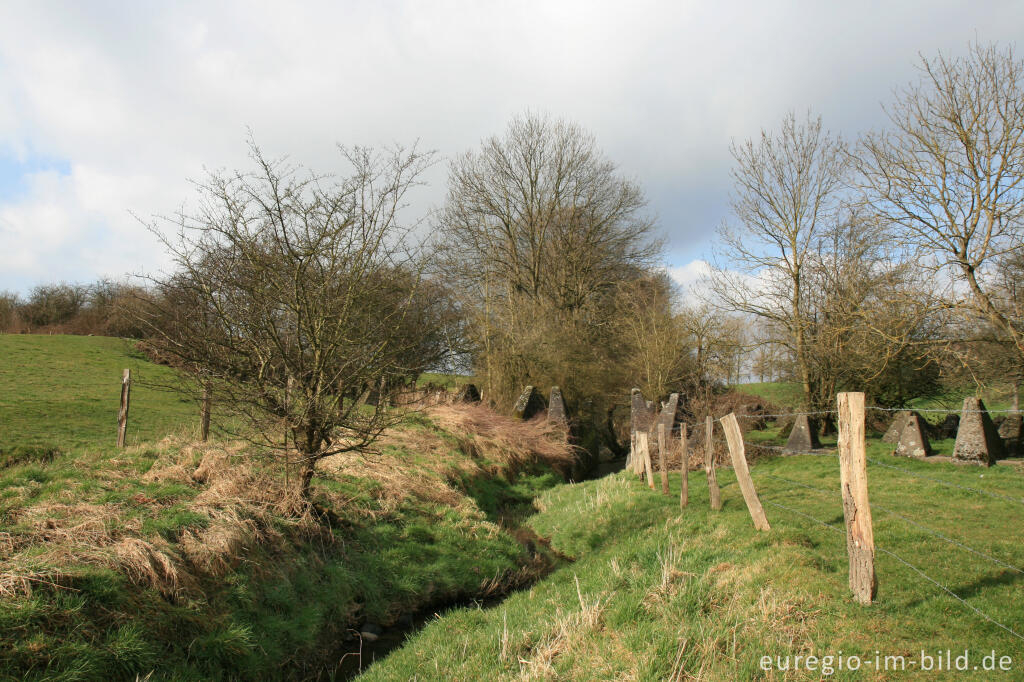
[200,385,212,442]
[721,413,770,531]
[837,392,876,604]
[679,423,689,509]
[637,431,655,489]
[657,423,670,495]
[116,368,131,448]
[704,415,721,511]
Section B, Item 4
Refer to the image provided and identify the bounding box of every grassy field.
[738,380,1020,423]
[359,447,1024,680]
[0,335,200,452]
[737,381,805,410]
[0,335,573,680]
[3,338,1022,679]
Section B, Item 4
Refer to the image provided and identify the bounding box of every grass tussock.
[430,404,577,477]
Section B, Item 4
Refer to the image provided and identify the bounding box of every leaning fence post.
[838,392,876,605]
[657,423,670,495]
[705,416,722,511]
[679,423,689,509]
[721,413,770,531]
[637,431,655,489]
[117,368,131,448]
[200,384,212,442]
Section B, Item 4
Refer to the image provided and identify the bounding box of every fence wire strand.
[757,473,1024,575]
[864,457,1024,507]
[866,405,1024,416]
[762,499,1024,644]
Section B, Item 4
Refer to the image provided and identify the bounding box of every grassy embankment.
[361,447,1024,679]
[0,335,573,680]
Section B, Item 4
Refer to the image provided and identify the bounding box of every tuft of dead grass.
[112,537,189,600]
[516,574,608,680]
[429,404,577,478]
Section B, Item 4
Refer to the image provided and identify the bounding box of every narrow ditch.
[321,508,572,680]
[319,452,624,678]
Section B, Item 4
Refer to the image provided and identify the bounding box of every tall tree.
[859,42,1024,369]
[436,113,661,416]
[709,111,849,409]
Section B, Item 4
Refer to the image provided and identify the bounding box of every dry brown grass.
[515,574,608,680]
[1,401,571,603]
[429,404,577,477]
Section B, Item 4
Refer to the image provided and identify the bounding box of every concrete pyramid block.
[630,388,653,433]
[652,393,679,437]
[784,414,821,452]
[512,385,544,420]
[952,397,1003,466]
[646,393,679,472]
[883,410,912,443]
[894,414,932,458]
[547,386,568,426]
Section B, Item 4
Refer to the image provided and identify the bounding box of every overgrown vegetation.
[0,336,574,680]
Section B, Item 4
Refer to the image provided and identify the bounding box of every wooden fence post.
[657,423,670,495]
[721,413,770,531]
[705,416,721,511]
[838,392,876,605]
[117,368,131,448]
[200,385,211,442]
[679,423,689,509]
[637,431,655,489]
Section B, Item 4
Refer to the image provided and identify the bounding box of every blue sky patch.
[0,152,72,201]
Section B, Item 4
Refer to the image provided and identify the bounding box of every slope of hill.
[0,335,575,680]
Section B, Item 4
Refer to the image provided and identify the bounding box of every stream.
[323,516,571,680]
[321,457,624,679]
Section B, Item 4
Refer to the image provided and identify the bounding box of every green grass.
[416,372,473,389]
[5,337,1022,679]
[737,381,804,409]
[359,448,1024,680]
[0,335,200,451]
[0,335,569,680]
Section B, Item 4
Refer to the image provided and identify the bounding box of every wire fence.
[757,471,1024,575]
[631,393,1024,649]
[762,499,1024,644]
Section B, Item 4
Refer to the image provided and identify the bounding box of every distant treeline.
[0,280,150,338]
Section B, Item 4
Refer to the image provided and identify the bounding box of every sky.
[0,0,1020,295]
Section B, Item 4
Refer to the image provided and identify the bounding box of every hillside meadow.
[1,335,1023,680]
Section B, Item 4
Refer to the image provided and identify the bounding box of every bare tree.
[709,111,849,408]
[142,140,439,498]
[859,42,1024,367]
[801,212,939,407]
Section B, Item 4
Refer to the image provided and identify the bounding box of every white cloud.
[0,0,1020,290]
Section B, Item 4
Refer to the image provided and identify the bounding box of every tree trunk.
[299,458,317,499]
[793,275,812,409]
[604,406,625,458]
